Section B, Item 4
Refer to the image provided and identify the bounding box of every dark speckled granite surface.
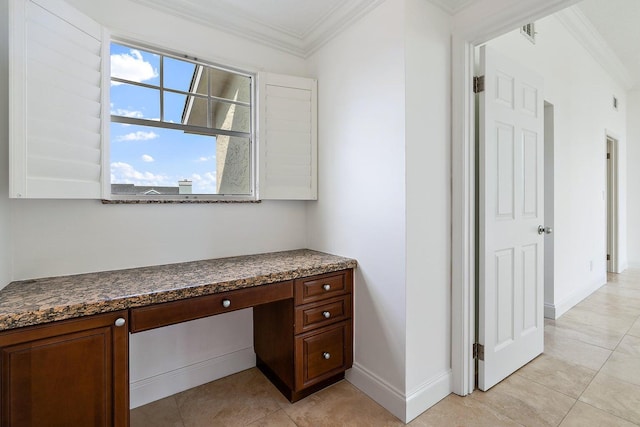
[0,249,357,331]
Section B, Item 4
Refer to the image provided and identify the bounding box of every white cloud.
[116,131,159,142]
[111,49,158,85]
[196,155,216,162]
[110,162,172,186]
[190,172,217,193]
[141,154,154,162]
[111,108,144,118]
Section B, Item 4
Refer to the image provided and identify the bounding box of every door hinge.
[607,254,611,261]
[607,153,611,160]
[473,76,485,94]
[473,343,485,361]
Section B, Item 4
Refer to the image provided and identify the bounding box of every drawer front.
[294,270,352,305]
[130,281,293,332]
[294,295,351,334]
[295,320,352,390]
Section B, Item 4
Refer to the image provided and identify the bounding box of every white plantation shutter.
[10,0,107,199]
[258,73,317,200]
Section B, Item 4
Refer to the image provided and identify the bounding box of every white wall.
[0,0,11,288]
[306,0,408,418]
[1,0,309,407]
[306,0,452,421]
[627,90,640,268]
[404,0,452,419]
[487,13,628,317]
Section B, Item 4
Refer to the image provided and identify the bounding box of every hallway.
[132,269,640,426]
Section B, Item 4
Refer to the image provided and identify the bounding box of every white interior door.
[478,46,545,391]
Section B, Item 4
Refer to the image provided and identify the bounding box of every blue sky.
[110,43,219,194]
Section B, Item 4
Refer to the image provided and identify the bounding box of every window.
[10,0,317,201]
[109,42,254,199]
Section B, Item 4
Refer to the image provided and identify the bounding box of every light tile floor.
[132,269,640,426]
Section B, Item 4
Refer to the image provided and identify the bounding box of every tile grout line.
[567,277,640,426]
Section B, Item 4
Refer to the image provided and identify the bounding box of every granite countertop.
[0,249,357,332]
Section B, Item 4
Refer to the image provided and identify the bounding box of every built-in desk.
[0,249,356,427]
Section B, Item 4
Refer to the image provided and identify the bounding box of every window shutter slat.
[258,72,317,200]
[10,0,105,199]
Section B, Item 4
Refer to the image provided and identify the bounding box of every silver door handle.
[538,225,553,235]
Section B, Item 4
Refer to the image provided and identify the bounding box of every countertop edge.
[0,252,357,332]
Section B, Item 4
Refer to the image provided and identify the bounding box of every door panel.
[478,46,544,390]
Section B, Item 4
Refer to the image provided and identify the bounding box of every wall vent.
[521,23,536,44]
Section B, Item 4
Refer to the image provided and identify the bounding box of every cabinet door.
[0,311,129,427]
[295,320,352,390]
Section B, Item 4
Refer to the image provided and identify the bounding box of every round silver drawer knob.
[322,311,331,319]
[222,299,231,308]
[323,352,331,360]
[114,318,126,327]
[322,284,331,291]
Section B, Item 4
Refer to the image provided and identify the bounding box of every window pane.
[111,83,160,121]
[211,100,251,133]
[110,43,159,86]
[182,96,209,128]
[164,57,198,93]
[208,68,250,103]
[164,91,188,124]
[216,136,251,194]
[110,123,222,194]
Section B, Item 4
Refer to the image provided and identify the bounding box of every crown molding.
[555,6,635,90]
[428,0,476,15]
[303,0,387,57]
[131,0,382,58]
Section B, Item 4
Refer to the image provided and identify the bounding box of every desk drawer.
[294,295,351,334]
[294,270,352,305]
[130,281,293,332]
[295,320,352,389]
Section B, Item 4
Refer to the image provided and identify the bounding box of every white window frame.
[106,39,257,202]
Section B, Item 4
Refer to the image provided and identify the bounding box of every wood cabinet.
[254,269,353,402]
[0,311,129,427]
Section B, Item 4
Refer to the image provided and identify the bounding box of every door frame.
[606,132,620,273]
[450,0,580,396]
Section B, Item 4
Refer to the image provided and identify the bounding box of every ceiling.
[133,0,639,88]
[577,0,640,89]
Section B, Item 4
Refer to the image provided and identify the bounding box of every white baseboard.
[544,302,556,319]
[346,363,406,422]
[552,279,605,319]
[130,347,256,409]
[405,369,452,422]
[346,363,451,423]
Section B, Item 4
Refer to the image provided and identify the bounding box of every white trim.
[550,279,605,319]
[451,0,581,397]
[129,347,256,409]
[555,7,635,90]
[130,0,385,59]
[427,0,476,15]
[100,27,111,199]
[345,363,406,422]
[405,370,452,423]
[544,302,556,319]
